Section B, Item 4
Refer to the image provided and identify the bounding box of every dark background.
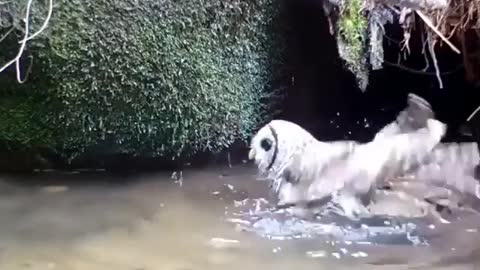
[277,0,480,143]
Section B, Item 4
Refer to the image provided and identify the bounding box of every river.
[0,163,478,270]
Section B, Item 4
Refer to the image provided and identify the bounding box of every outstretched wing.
[302,119,446,219]
[401,142,480,199]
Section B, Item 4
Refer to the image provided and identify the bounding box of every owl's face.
[248,120,337,209]
[248,120,316,178]
[248,123,279,177]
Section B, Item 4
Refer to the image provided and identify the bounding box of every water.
[0,164,479,269]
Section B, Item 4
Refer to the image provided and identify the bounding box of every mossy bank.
[0,0,285,171]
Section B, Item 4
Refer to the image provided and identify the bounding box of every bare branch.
[0,26,14,43]
[415,10,461,54]
[383,59,463,75]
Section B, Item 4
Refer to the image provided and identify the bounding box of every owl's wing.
[297,119,444,217]
[371,93,480,200]
[375,93,435,141]
[398,142,480,199]
[273,139,358,203]
[343,119,446,194]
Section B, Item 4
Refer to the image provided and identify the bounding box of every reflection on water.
[0,164,478,269]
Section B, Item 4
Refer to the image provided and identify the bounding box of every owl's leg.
[375,93,434,140]
[333,193,370,220]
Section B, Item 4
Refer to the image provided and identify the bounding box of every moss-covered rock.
[0,0,284,162]
[0,94,54,149]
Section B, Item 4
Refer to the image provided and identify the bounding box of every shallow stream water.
[0,164,479,270]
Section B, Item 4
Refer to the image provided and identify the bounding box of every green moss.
[337,0,369,89]
[0,0,284,160]
[0,94,54,149]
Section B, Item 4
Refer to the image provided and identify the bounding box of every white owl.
[248,94,448,219]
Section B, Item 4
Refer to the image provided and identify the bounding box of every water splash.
[227,198,429,246]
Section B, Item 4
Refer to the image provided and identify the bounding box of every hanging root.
[427,34,444,88]
[0,0,54,83]
[322,0,480,88]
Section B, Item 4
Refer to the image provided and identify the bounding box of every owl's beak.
[248,148,255,160]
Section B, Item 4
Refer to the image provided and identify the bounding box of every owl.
[248,119,358,214]
[248,92,480,219]
[248,117,446,219]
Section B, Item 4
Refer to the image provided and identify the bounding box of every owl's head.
[248,119,316,178]
[248,122,278,177]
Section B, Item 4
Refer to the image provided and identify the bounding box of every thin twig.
[458,3,475,82]
[383,34,401,44]
[383,59,463,75]
[23,0,53,42]
[434,0,453,27]
[467,105,480,122]
[0,26,15,43]
[420,27,430,72]
[427,33,444,88]
[461,7,471,29]
[0,0,53,83]
[0,0,34,82]
[445,22,460,40]
[416,10,461,54]
[18,54,33,83]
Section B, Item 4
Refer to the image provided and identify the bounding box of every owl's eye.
[260,138,273,151]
